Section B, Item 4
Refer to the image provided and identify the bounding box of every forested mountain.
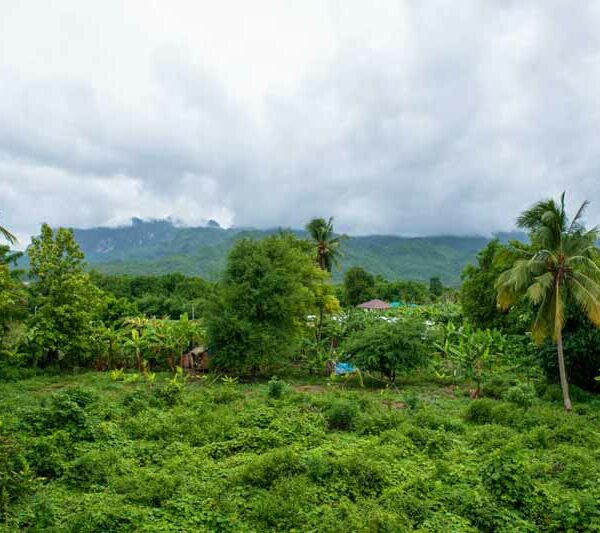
[54,218,523,285]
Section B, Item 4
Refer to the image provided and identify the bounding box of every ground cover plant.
[1,372,599,532]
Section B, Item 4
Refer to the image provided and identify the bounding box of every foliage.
[343,266,374,306]
[342,316,429,382]
[460,239,530,331]
[480,445,532,505]
[537,307,600,392]
[1,372,599,531]
[90,271,213,319]
[305,217,345,272]
[26,224,106,367]
[429,276,443,298]
[267,376,290,399]
[324,398,359,430]
[205,233,332,373]
[0,247,27,350]
[503,382,536,409]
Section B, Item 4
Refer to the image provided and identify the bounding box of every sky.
[2,1,600,244]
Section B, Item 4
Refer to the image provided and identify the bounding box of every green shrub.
[122,389,152,414]
[239,448,303,488]
[304,449,388,498]
[324,399,359,431]
[401,391,420,410]
[267,377,290,399]
[503,382,536,408]
[0,433,35,518]
[25,430,73,479]
[542,383,591,403]
[482,373,518,398]
[355,409,405,435]
[208,385,244,404]
[480,446,531,505]
[114,468,181,507]
[66,449,124,489]
[342,317,429,382]
[153,380,184,407]
[464,399,495,424]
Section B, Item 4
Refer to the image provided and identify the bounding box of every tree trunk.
[556,329,572,412]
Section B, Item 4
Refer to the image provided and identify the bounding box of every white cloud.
[1,0,600,244]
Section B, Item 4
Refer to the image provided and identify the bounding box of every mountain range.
[64,218,524,286]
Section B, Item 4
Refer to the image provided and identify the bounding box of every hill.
[63,219,523,285]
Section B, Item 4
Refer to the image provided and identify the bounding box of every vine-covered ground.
[1,372,599,532]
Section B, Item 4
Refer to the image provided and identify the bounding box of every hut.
[181,345,212,372]
[357,299,391,310]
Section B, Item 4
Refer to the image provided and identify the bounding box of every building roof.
[357,299,391,309]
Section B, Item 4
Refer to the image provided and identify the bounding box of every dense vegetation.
[1,373,599,531]
[2,197,600,531]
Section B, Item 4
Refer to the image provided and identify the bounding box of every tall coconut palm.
[305,217,346,272]
[495,193,600,411]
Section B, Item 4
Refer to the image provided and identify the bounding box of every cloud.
[1,0,600,245]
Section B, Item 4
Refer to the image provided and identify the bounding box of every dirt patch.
[294,385,328,394]
[382,400,407,409]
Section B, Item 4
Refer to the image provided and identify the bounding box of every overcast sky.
[2,1,600,244]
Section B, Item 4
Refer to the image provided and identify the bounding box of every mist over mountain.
[65,219,525,285]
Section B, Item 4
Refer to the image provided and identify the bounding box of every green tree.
[496,193,600,411]
[205,233,329,373]
[344,266,375,306]
[0,247,27,344]
[375,278,430,304]
[27,224,104,366]
[429,277,443,298]
[342,317,428,382]
[305,217,345,272]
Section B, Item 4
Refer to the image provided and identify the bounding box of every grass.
[1,371,600,531]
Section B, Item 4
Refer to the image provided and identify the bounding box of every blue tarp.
[335,362,357,375]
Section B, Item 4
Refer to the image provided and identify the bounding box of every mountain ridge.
[60,218,524,285]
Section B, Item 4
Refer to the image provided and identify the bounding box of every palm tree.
[495,193,600,411]
[305,217,346,272]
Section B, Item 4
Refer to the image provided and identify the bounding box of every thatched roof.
[357,299,391,310]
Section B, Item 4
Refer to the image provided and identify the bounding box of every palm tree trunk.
[556,329,572,411]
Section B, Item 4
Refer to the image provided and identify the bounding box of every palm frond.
[568,200,590,233]
[531,292,552,344]
[0,225,17,245]
[569,273,600,326]
[526,272,554,305]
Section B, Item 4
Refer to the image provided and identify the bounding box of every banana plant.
[448,326,499,398]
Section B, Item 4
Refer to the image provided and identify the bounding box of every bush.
[342,317,429,382]
[153,380,184,407]
[122,389,152,414]
[66,449,124,489]
[482,373,518,399]
[0,433,35,518]
[324,399,359,431]
[239,448,303,488]
[208,385,244,404]
[542,383,591,403]
[480,446,531,505]
[503,382,536,409]
[267,377,290,399]
[464,399,495,424]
